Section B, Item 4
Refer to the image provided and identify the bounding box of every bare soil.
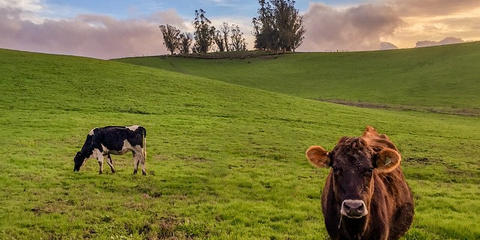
[322,99,480,117]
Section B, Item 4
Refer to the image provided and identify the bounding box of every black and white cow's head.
[74,130,94,172]
[74,151,87,172]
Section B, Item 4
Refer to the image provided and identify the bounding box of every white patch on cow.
[122,140,133,153]
[101,144,109,152]
[127,125,139,131]
[88,128,95,136]
[91,148,102,159]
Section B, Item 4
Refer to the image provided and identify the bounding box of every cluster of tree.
[213,23,247,53]
[252,0,305,52]
[158,25,192,55]
[160,9,247,55]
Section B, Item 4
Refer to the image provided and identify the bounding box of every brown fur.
[309,126,414,240]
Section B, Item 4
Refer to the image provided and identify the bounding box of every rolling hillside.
[0,48,479,239]
[117,42,480,116]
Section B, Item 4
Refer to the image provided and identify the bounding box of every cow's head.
[73,152,86,172]
[306,136,401,219]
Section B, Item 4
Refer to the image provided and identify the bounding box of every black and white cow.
[74,126,147,175]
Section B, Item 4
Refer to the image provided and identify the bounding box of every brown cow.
[306,126,414,240]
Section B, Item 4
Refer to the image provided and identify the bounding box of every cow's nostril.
[357,204,364,211]
[342,200,368,218]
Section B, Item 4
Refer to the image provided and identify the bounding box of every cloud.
[203,0,241,7]
[0,6,186,59]
[389,0,480,17]
[1,0,479,56]
[299,3,403,52]
[149,9,188,30]
[0,2,255,58]
[299,0,480,51]
[0,0,43,12]
[416,37,464,48]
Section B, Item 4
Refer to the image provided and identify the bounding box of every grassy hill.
[117,42,480,116]
[1,48,479,239]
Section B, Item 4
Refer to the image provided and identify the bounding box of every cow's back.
[93,126,146,150]
[364,127,414,239]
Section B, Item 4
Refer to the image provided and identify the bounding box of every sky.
[1,0,479,59]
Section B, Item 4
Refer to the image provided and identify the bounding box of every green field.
[117,42,480,116]
[1,47,479,239]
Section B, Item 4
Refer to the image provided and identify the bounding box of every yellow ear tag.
[385,157,392,166]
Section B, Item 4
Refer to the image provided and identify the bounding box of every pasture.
[118,42,480,116]
[0,47,479,239]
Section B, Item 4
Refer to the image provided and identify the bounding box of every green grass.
[117,42,480,115]
[1,48,479,239]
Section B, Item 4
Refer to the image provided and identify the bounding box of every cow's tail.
[141,127,147,162]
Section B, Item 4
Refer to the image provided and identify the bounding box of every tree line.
[159,0,304,55]
[159,9,247,55]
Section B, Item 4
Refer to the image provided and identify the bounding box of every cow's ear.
[374,148,401,173]
[306,146,330,168]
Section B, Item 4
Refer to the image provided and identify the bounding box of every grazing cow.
[74,126,147,175]
[305,126,414,240]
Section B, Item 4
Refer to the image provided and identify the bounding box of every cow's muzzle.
[341,199,368,218]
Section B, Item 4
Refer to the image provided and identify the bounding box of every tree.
[271,0,305,52]
[192,9,216,54]
[178,33,192,54]
[252,0,305,52]
[252,0,276,51]
[159,24,180,55]
[214,30,226,52]
[220,22,230,52]
[230,25,247,52]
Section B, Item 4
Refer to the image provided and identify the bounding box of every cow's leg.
[97,154,104,174]
[93,148,104,174]
[139,149,147,176]
[133,151,140,175]
[106,153,115,173]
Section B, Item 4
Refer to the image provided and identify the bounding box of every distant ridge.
[416,37,465,48]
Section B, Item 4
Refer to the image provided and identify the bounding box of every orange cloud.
[390,0,480,16]
[1,0,479,56]
[300,0,480,51]
[300,3,403,51]
[0,8,185,59]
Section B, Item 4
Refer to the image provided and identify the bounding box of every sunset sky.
[1,0,479,58]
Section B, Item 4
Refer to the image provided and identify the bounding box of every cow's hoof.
[133,170,138,175]
[142,171,147,176]
[99,172,103,175]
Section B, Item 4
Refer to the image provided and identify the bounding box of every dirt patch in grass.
[154,155,171,161]
[321,99,480,117]
[155,216,185,239]
[135,214,208,240]
[175,155,209,162]
[405,157,432,165]
[405,157,480,183]
[30,198,75,216]
[114,107,152,115]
